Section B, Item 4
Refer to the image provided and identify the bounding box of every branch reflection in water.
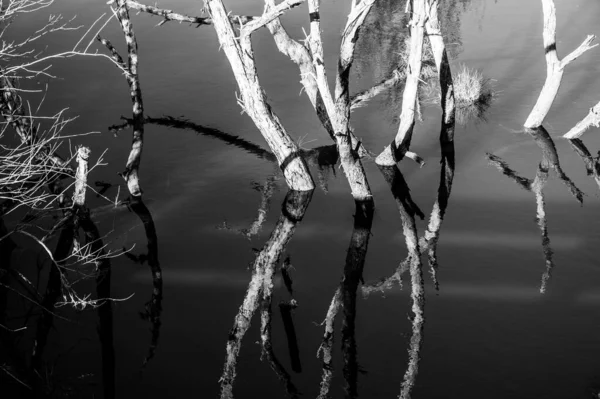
[219,189,313,399]
[377,165,424,399]
[110,115,340,237]
[486,126,583,293]
[317,198,374,399]
[122,196,163,369]
[568,138,600,191]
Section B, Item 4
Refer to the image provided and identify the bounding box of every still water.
[3,0,600,398]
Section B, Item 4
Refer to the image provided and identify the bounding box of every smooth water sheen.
[3,0,600,398]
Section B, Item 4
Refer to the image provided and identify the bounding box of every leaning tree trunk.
[524,0,597,129]
[376,0,427,166]
[206,0,314,191]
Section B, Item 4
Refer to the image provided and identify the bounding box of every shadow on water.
[486,126,583,294]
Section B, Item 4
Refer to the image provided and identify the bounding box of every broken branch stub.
[206,0,314,191]
[524,0,597,129]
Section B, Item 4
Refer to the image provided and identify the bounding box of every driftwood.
[524,0,597,129]
[563,101,600,139]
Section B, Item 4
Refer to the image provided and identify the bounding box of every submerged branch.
[568,138,600,190]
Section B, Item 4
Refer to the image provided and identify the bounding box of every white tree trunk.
[206,0,314,191]
[375,0,427,166]
[524,0,597,129]
[563,100,600,139]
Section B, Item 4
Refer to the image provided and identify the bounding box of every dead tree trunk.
[421,0,456,288]
[205,0,314,191]
[524,0,597,129]
[99,1,147,197]
[305,0,374,201]
[376,0,427,166]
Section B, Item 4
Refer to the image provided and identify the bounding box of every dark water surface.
[3,0,600,398]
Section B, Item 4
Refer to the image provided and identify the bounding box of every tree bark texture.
[113,0,146,197]
[376,0,427,166]
[206,0,314,191]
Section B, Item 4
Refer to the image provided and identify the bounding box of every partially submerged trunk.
[376,0,427,166]
[420,0,456,288]
[206,0,314,191]
[114,0,146,197]
[524,0,597,129]
[304,0,374,201]
[563,100,600,139]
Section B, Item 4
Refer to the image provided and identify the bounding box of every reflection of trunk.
[421,0,456,289]
[317,199,374,399]
[524,0,597,128]
[129,197,163,369]
[220,189,312,399]
[31,223,72,372]
[0,218,26,390]
[259,291,300,399]
[569,138,600,190]
[362,121,453,295]
[486,126,582,293]
[279,303,302,373]
[341,200,374,399]
[205,0,314,192]
[85,222,116,399]
[219,175,278,239]
[377,165,424,399]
